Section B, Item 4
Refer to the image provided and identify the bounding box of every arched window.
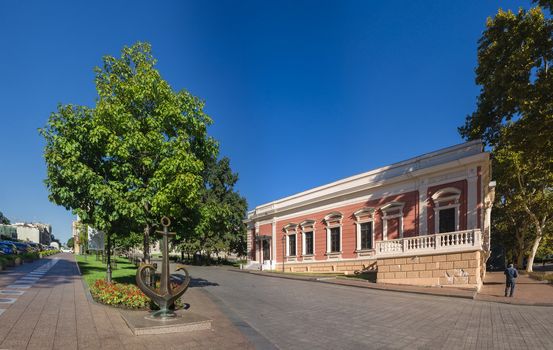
[354,207,375,251]
[431,187,461,233]
[380,202,404,240]
[324,212,343,255]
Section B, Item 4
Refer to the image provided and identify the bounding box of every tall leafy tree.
[460,2,553,271]
[41,42,217,268]
[178,157,247,263]
[0,211,9,225]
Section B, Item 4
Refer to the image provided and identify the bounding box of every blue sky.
[0,1,531,243]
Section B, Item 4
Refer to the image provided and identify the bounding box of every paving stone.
[187,266,553,350]
[0,254,252,350]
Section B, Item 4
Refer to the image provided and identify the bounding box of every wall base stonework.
[281,260,377,274]
[376,251,482,289]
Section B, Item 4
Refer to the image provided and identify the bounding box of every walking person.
[504,263,518,297]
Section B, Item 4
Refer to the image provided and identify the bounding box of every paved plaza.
[0,254,251,350]
[190,266,553,350]
[1,255,552,349]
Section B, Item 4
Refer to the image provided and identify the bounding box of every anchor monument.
[136,216,190,319]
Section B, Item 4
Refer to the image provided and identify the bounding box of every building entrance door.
[262,240,270,261]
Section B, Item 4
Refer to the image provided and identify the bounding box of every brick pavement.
[475,271,553,305]
[0,254,253,350]
[190,265,553,350]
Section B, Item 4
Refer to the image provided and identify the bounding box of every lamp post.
[281,235,286,273]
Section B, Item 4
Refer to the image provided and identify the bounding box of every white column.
[467,168,478,229]
[355,222,361,251]
[418,178,428,235]
[326,227,331,253]
[271,219,277,268]
[254,223,260,262]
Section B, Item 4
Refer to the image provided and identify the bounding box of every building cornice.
[246,141,488,222]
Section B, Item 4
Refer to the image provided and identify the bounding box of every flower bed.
[90,279,150,309]
[89,279,186,310]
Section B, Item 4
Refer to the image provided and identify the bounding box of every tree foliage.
[42,42,247,266]
[175,157,248,262]
[41,42,219,263]
[0,211,9,225]
[460,2,553,271]
[67,237,74,248]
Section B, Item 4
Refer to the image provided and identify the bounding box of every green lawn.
[75,255,138,287]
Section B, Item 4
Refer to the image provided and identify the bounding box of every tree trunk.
[106,233,112,283]
[527,232,543,273]
[516,251,525,270]
[143,224,151,264]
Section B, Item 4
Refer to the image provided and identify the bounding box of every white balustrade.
[375,229,482,258]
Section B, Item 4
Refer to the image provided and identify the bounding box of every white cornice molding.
[246,141,488,222]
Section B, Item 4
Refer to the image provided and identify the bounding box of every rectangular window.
[304,232,313,255]
[288,234,296,256]
[360,222,372,249]
[330,227,340,252]
[439,208,456,233]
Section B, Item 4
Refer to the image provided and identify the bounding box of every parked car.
[0,242,17,255]
[27,242,41,252]
[10,242,31,254]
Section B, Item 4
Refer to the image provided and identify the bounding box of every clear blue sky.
[0,1,531,243]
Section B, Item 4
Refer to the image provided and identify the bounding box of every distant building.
[71,218,104,254]
[0,224,17,240]
[12,222,52,244]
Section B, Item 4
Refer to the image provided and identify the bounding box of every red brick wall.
[427,180,467,235]
[274,190,419,262]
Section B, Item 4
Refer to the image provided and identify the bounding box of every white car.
[61,248,73,253]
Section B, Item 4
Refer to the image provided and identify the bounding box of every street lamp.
[281,235,286,273]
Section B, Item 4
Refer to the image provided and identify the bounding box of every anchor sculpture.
[136,216,190,319]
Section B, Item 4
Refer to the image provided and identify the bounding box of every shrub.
[21,252,39,261]
[529,272,553,284]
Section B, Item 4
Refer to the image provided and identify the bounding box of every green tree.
[180,157,247,263]
[0,211,10,225]
[460,3,553,271]
[67,237,74,248]
[41,42,217,269]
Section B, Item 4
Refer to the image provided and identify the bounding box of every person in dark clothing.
[504,263,518,297]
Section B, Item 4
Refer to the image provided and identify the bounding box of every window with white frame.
[283,223,298,257]
[324,212,343,254]
[380,202,404,240]
[354,207,375,250]
[431,187,461,233]
[288,234,296,256]
[300,220,316,256]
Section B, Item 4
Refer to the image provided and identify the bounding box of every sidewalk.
[475,271,553,306]
[234,268,553,306]
[0,253,253,350]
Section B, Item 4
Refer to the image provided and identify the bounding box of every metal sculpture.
[136,217,190,319]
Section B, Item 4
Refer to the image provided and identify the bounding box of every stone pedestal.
[120,310,212,335]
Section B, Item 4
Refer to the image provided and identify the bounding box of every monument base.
[120,310,212,335]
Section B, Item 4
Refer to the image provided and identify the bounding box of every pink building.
[244,141,496,289]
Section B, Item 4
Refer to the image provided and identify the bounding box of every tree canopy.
[41,43,244,267]
[460,2,553,271]
[0,211,9,225]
